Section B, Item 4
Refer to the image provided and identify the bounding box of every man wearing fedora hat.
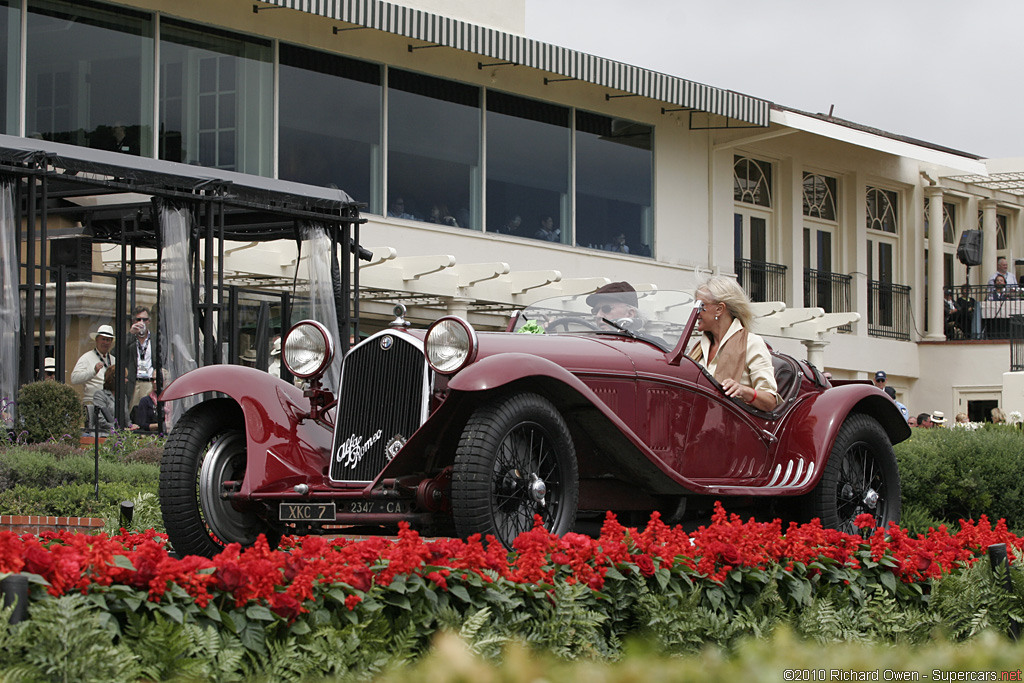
[42,357,56,381]
[931,410,948,426]
[71,324,115,421]
[586,281,639,329]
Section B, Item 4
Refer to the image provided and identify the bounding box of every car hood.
[467,331,655,376]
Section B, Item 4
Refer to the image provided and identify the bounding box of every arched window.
[734,156,772,208]
[866,187,898,234]
[802,173,837,220]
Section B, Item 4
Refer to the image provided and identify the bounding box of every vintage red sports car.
[158,289,910,557]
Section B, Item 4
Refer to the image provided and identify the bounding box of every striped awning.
[258,0,770,127]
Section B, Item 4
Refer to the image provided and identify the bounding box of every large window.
[485,91,569,242]
[734,156,773,265]
[25,0,153,154]
[977,210,1009,251]
[279,45,381,212]
[1,0,19,135]
[866,187,898,234]
[387,69,480,230]
[866,186,900,331]
[735,156,772,207]
[576,112,652,256]
[159,20,271,175]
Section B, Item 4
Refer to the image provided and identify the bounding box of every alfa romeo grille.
[330,333,427,482]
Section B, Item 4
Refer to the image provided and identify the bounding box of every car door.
[680,366,773,481]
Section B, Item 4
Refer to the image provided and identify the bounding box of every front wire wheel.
[159,400,280,558]
[452,392,578,548]
[807,413,901,533]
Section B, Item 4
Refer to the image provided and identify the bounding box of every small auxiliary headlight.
[283,320,335,379]
[425,317,477,374]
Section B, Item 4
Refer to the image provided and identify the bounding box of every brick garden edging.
[0,515,105,535]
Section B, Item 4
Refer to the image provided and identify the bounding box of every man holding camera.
[125,306,154,416]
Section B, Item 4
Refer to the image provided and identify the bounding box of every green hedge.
[0,447,158,517]
[14,380,84,445]
[895,425,1024,533]
[3,422,1024,533]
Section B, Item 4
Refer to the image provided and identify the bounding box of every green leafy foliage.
[99,429,165,464]
[0,593,139,683]
[101,491,166,535]
[15,380,84,445]
[0,446,158,517]
[896,426,1024,533]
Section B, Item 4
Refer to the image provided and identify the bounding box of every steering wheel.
[545,317,600,333]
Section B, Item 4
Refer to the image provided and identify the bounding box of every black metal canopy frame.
[0,133,369,421]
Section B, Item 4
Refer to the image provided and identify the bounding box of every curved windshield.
[512,289,698,350]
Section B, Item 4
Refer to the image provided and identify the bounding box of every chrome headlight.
[425,317,478,374]
[283,320,335,379]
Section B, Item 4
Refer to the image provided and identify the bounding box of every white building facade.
[3,0,1023,420]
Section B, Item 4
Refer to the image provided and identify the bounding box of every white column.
[801,338,829,370]
[444,297,474,319]
[925,186,946,341]
[980,199,998,286]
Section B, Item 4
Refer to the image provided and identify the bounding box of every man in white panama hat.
[70,324,115,422]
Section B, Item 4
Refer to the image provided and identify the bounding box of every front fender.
[163,366,333,495]
[380,353,698,495]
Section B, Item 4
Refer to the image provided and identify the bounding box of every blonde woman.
[689,276,779,412]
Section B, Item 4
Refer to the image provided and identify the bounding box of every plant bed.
[1,505,1023,681]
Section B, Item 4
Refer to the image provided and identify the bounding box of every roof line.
[262,0,771,126]
[772,104,983,161]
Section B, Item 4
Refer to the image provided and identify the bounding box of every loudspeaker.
[957,230,983,267]
[49,236,93,282]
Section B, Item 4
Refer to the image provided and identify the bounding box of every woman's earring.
[715,315,719,320]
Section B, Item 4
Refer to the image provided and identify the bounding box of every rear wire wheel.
[159,399,280,558]
[807,412,901,533]
[452,392,578,548]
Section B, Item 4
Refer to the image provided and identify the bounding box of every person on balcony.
[605,233,630,254]
[988,274,1010,301]
[955,284,977,338]
[534,216,560,242]
[988,256,1018,289]
[943,288,959,338]
[689,276,779,413]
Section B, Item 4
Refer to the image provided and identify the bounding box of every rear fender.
[770,384,910,494]
[162,366,333,495]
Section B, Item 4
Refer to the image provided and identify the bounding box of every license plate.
[279,502,336,522]
[343,500,412,515]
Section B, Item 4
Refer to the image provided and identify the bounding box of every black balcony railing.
[803,269,853,333]
[944,284,1024,341]
[735,259,787,303]
[868,280,912,341]
[1010,315,1024,370]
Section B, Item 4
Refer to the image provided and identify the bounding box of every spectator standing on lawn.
[70,323,115,425]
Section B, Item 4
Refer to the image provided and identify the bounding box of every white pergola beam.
[361,246,399,266]
[449,262,510,287]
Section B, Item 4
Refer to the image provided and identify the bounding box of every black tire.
[159,400,280,558]
[807,413,901,533]
[452,392,579,547]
